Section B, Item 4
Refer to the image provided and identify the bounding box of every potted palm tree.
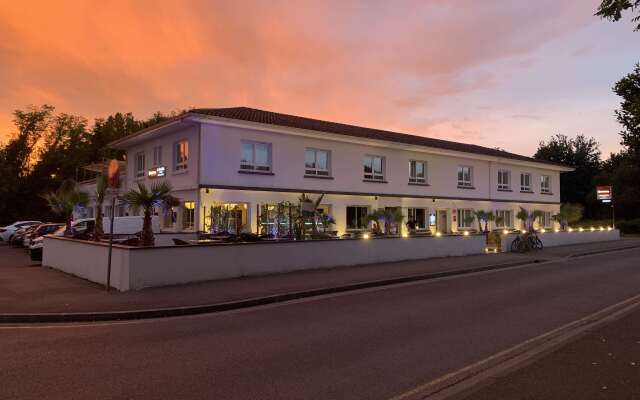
[42,180,89,236]
[92,175,108,241]
[121,181,178,246]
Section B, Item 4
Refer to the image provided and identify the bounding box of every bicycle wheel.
[534,236,543,250]
[510,236,521,252]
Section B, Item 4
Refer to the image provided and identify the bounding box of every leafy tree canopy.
[596,0,640,31]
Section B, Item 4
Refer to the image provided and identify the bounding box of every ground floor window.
[407,207,428,230]
[164,207,177,229]
[346,206,369,230]
[539,211,552,228]
[183,201,196,230]
[457,209,474,229]
[204,203,248,234]
[495,210,513,228]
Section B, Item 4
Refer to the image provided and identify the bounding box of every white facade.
[106,110,571,236]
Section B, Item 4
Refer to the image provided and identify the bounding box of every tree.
[613,64,640,155]
[42,180,89,235]
[553,203,584,230]
[596,0,640,31]
[121,181,177,246]
[534,134,601,211]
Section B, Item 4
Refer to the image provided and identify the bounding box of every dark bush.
[617,219,640,234]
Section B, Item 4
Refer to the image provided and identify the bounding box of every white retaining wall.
[43,234,486,291]
[501,230,620,252]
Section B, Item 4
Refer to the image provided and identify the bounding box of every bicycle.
[510,232,543,253]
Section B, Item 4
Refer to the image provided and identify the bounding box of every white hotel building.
[99,107,570,236]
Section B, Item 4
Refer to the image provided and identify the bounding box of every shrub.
[617,219,640,234]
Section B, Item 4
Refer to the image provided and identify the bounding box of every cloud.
[0,0,597,148]
[511,114,543,120]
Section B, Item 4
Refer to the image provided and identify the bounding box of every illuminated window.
[457,166,473,187]
[305,149,330,176]
[240,141,272,172]
[183,201,195,230]
[174,140,189,171]
[409,161,427,184]
[407,208,428,229]
[497,170,510,190]
[363,155,385,181]
[135,152,145,178]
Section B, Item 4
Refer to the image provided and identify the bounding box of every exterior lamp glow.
[435,232,442,237]
[363,233,370,239]
[608,226,613,231]
[599,226,604,231]
[521,229,527,234]
[463,231,470,236]
[568,227,573,232]
[503,229,509,235]
[590,227,595,232]
[579,227,584,232]
[540,228,546,233]
[402,232,409,238]
[554,228,560,233]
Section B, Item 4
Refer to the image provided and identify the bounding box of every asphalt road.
[3,248,640,400]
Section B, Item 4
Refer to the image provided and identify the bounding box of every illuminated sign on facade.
[148,166,166,178]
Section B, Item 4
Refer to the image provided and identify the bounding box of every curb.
[0,258,546,324]
[387,292,640,400]
[567,243,640,258]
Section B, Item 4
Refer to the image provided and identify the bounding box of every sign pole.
[106,195,115,291]
[105,159,120,292]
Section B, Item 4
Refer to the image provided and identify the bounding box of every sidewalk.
[464,304,640,400]
[1,238,638,315]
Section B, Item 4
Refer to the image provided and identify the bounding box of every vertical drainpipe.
[196,120,202,233]
[488,160,492,231]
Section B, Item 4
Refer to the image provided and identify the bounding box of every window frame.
[409,160,427,184]
[135,151,146,178]
[346,206,369,230]
[457,208,475,229]
[457,166,473,188]
[520,173,532,192]
[540,175,551,194]
[363,155,385,181]
[153,145,163,166]
[497,169,511,190]
[304,148,331,177]
[495,209,513,228]
[240,141,272,173]
[407,207,429,229]
[539,211,552,228]
[174,140,189,171]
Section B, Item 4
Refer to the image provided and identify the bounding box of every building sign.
[596,186,612,202]
[148,166,166,178]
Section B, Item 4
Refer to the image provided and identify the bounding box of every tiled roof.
[190,107,561,166]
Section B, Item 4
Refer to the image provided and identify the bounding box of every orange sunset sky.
[1,0,638,157]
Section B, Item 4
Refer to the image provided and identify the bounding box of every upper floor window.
[304,149,330,176]
[409,160,427,184]
[540,175,551,193]
[240,141,272,172]
[520,173,532,192]
[497,170,510,190]
[457,166,473,187]
[174,140,189,171]
[135,152,145,178]
[153,146,162,166]
[363,155,385,181]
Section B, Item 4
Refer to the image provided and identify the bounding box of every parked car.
[10,225,40,247]
[0,221,41,242]
[28,225,65,261]
[24,223,64,248]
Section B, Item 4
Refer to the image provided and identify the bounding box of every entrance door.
[437,210,448,233]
